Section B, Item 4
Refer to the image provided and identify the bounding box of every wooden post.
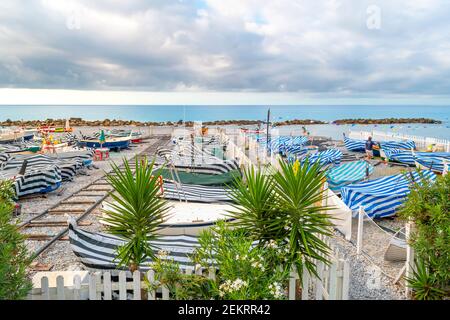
[147,270,156,300]
[56,275,65,300]
[329,261,338,300]
[103,272,112,300]
[301,266,309,300]
[118,271,127,300]
[73,275,81,300]
[133,271,141,300]
[405,221,415,298]
[288,267,297,300]
[88,273,97,300]
[315,261,324,300]
[357,206,364,255]
[342,260,350,300]
[41,276,50,300]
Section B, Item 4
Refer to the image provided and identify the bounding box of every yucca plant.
[102,157,170,272]
[227,166,283,241]
[271,159,333,278]
[405,258,446,300]
[228,159,333,280]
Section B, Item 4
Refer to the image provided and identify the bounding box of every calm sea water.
[1,105,449,139]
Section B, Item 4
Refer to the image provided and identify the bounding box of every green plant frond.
[103,156,170,270]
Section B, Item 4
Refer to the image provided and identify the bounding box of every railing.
[349,130,450,152]
[28,257,350,300]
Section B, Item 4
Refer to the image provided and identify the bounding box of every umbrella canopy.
[99,130,106,146]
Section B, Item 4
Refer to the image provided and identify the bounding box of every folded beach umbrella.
[326,160,374,192]
[341,170,436,218]
[99,130,106,147]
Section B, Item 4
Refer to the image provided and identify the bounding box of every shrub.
[0,180,16,203]
[147,221,290,300]
[398,173,449,299]
[0,181,32,300]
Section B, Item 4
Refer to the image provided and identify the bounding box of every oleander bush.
[0,180,32,300]
[147,221,290,300]
[399,173,449,300]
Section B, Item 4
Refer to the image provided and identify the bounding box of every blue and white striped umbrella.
[326,160,374,192]
[301,149,342,167]
[341,170,436,218]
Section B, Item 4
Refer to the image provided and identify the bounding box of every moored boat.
[78,136,131,151]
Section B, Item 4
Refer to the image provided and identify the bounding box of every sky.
[0,0,449,105]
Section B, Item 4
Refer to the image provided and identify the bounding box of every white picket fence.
[349,130,450,152]
[28,257,349,300]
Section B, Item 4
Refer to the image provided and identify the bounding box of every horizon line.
[1,89,450,106]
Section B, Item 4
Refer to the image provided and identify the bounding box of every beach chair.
[384,227,407,262]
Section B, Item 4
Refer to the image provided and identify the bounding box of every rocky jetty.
[332,118,441,125]
[0,117,441,128]
[273,119,327,126]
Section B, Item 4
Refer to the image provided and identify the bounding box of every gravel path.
[331,229,406,300]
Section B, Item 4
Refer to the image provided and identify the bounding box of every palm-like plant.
[227,166,282,241]
[102,157,170,272]
[228,159,333,279]
[272,159,333,278]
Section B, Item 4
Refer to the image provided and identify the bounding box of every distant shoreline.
[0,117,442,128]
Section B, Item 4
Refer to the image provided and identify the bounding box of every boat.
[0,128,26,143]
[381,148,450,168]
[101,200,234,236]
[414,154,450,174]
[68,219,204,270]
[340,170,436,218]
[344,135,415,155]
[158,168,241,186]
[1,153,86,182]
[0,162,62,197]
[300,148,342,168]
[78,136,131,151]
[326,160,374,192]
[262,136,309,155]
[161,181,233,203]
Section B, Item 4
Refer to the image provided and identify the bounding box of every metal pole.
[266,108,270,155]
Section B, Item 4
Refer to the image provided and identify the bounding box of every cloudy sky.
[0,0,449,104]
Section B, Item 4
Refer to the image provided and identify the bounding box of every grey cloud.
[0,0,449,97]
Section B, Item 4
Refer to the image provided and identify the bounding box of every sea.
[1,105,449,140]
